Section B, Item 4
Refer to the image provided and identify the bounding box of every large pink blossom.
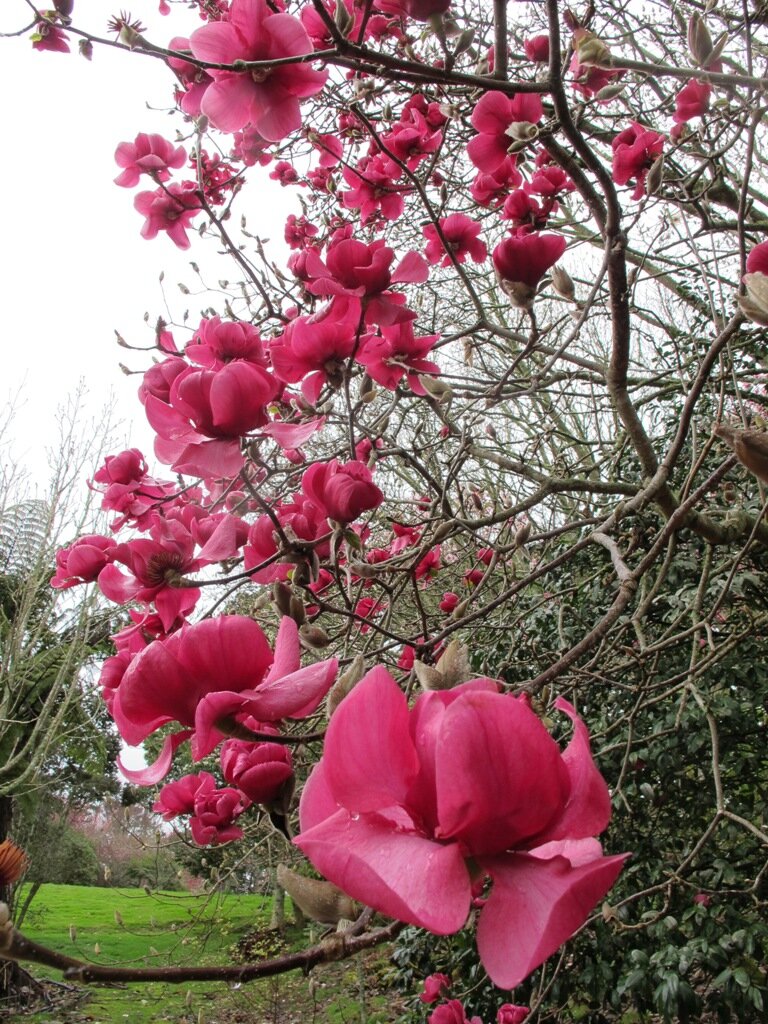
[51,535,117,590]
[493,233,567,307]
[423,214,487,267]
[190,0,327,141]
[357,322,440,395]
[113,615,337,780]
[295,670,627,989]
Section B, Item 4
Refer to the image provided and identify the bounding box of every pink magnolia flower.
[419,973,451,1003]
[569,53,623,99]
[133,182,202,249]
[295,670,627,989]
[154,772,249,846]
[497,1006,529,1024]
[356,322,440,395]
[243,493,330,583]
[114,133,187,188]
[114,615,338,782]
[31,19,70,53]
[611,122,665,200]
[51,535,117,589]
[747,241,768,275]
[97,519,202,630]
[672,79,711,136]
[220,735,293,805]
[375,0,451,21]
[341,154,411,225]
[186,316,267,369]
[167,36,215,117]
[493,233,567,307]
[302,459,384,525]
[524,36,550,63]
[423,215,487,267]
[468,91,544,174]
[439,591,459,613]
[189,0,327,141]
[429,1001,482,1024]
[471,156,522,207]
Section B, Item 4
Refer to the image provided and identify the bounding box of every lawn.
[4,884,397,1024]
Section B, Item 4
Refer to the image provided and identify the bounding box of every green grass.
[8,884,398,1024]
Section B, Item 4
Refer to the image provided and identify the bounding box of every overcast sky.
[2,0,293,491]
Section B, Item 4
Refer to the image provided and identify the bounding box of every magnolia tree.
[5,0,768,1019]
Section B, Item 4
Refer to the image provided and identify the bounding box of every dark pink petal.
[323,667,420,813]
[476,850,629,988]
[264,615,302,684]
[117,730,193,785]
[295,809,471,933]
[392,251,429,284]
[533,698,612,843]
[254,90,303,142]
[299,758,339,831]
[471,92,513,134]
[435,691,570,856]
[264,12,316,57]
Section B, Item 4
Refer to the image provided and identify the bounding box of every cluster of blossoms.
[43,0,744,998]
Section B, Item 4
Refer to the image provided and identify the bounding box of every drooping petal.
[117,730,193,785]
[295,809,471,934]
[323,667,420,813]
[476,850,629,989]
[263,616,301,685]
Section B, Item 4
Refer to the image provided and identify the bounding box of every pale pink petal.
[246,659,338,719]
[323,667,420,813]
[262,417,326,447]
[392,250,429,284]
[189,21,241,63]
[197,516,242,561]
[201,76,258,133]
[295,810,471,933]
[254,91,302,142]
[170,439,245,478]
[476,851,629,989]
[530,837,603,867]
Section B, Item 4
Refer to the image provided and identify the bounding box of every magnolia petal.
[435,691,569,856]
[533,698,612,843]
[477,851,629,989]
[243,659,338,720]
[299,759,339,832]
[117,730,193,785]
[323,667,420,813]
[295,809,471,934]
[262,417,325,448]
[263,616,301,684]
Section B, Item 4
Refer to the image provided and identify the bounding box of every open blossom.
[423,215,487,267]
[113,615,337,783]
[467,91,544,174]
[189,0,327,141]
[295,670,627,989]
[133,181,202,249]
[114,134,187,188]
[356,321,440,395]
[154,771,249,846]
[611,122,665,199]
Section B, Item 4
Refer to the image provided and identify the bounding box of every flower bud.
[551,265,576,301]
[299,624,331,650]
[505,121,539,143]
[327,654,365,718]
[714,423,768,484]
[688,13,714,65]
[272,581,293,617]
[277,864,357,924]
[645,153,665,196]
[572,28,612,67]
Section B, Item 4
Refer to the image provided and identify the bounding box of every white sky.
[1,0,293,489]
